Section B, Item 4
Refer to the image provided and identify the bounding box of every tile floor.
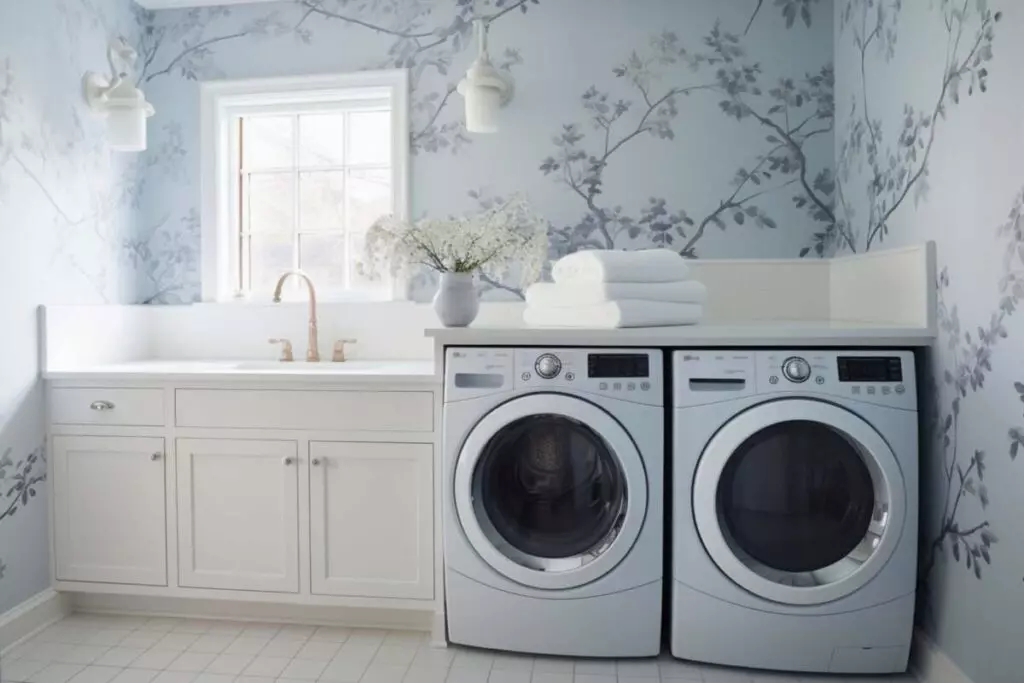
[0,615,915,683]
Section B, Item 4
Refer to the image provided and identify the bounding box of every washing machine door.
[454,393,648,590]
[693,399,905,605]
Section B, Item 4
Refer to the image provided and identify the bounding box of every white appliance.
[443,347,663,657]
[671,350,918,674]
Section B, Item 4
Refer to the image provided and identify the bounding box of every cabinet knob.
[90,400,115,412]
[311,457,322,467]
[283,456,295,466]
[151,452,162,461]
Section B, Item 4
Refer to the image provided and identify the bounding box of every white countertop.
[44,359,440,384]
[425,320,936,347]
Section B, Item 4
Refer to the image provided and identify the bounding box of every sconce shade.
[83,37,155,152]
[461,80,502,134]
[456,19,513,135]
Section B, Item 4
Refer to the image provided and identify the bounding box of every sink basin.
[230,360,392,372]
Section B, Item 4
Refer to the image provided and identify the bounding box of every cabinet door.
[53,435,167,585]
[310,441,433,599]
[177,439,299,593]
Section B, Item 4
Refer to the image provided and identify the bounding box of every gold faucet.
[272,270,319,362]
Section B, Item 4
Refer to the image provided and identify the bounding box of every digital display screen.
[837,356,902,382]
[588,354,650,378]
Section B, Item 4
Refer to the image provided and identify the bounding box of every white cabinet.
[52,435,167,585]
[310,441,434,599]
[176,439,300,593]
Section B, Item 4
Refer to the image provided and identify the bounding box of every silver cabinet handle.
[283,456,295,466]
[311,458,322,467]
[151,452,162,461]
[90,400,115,411]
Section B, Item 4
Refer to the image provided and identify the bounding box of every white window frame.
[200,69,410,302]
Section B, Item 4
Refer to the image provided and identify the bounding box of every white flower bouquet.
[360,196,549,289]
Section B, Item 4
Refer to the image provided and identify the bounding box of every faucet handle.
[332,338,357,363]
[269,338,294,362]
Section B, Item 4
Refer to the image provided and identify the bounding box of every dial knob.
[535,354,562,379]
[782,356,812,383]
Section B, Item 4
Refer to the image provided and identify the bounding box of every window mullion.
[292,113,301,281]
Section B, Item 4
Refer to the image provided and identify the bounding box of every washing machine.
[443,347,663,657]
[671,350,918,674]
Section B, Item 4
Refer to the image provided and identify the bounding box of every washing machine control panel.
[674,350,916,409]
[516,348,663,406]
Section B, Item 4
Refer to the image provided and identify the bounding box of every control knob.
[535,353,562,379]
[782,356,811,383]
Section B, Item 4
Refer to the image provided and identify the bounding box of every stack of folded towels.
[523,249,705,328]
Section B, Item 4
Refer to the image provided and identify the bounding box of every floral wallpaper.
[835,1,1022,681]
[0,0,143,613]
[132,0,835,303]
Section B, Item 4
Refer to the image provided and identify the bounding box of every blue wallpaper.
[133,0,835,302]
[835,1,1023,681]
[0,0,143,612]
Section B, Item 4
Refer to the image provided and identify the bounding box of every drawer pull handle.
[311,458,322,467]
[90,400,115,412]
[151,452,162,461]
[283,456,295,466]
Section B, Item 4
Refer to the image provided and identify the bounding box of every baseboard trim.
[70,593,434,632]
[911,629,974,683]
[0,589,72,655]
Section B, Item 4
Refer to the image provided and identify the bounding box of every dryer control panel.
[674,349,916,409]
[445,347,663,406]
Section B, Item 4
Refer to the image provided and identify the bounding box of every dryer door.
[455,393,648,590]
[693,399,906,605]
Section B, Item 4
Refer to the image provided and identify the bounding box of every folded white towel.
[525,280,706,307]
[552,248,690,284]
[523,300,703,329]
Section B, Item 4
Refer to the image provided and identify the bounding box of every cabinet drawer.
[51,388,165,426]
[175,389,434,432]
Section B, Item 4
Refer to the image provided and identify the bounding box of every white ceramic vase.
[434,272,479,327]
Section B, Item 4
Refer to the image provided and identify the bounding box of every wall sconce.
[456,19,514,134]
[83,37,155,152]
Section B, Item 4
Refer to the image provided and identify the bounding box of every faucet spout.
[272,270,319,362]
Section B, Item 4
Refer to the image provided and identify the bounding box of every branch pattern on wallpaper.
[539,18,834,261]
[0,445,47,581]
[836,0,999,255]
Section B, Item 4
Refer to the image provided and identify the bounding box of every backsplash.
[0,0,142,613]
[134,0,834,303]
[834,1,1023,681]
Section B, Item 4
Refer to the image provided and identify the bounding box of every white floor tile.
[170,621,215,635]
[487,671,530,683]
[202,624,247,637]
[83,631,132,648]
[343,632,387,649]
[28,664,85,683]
[402,664,451,683]
[408,650,454,670]
[66,667,121,683]
[167,653,217,673]
[489,656,532,674]
[108,669,159,683]
[233,677,274,683]
[54,647,110,666]
[21,643,68,664]
[700,667,755,683]
[241,658,290,678]
[202,655,253,676]
[371,647,416,667]
[382,634,424,648]
[294,642,340,662]
[275,626,316,640]
[94,649,147,668]
[317,660,367,683]
[531,661,573,676]
[223,640,271,657]
[133,650,182,671]
[186,637,234,656]
[449,652,492,674]
[257,643,303,660]
[190,675,234,683]
[239,626,281,640]
[570,675,615,683]
[360,664,410,683]
[657,659,704,680]
[309,628,351,644]
[139,621,178,634]
[2,658,49,682]
[277,659,326,681]
[530,674,571,683]
[444,670,488,683]
[613,661,659,678]
[118,636,164,651]
[150,672,197,683]
[571,660,616,676]
[152,636,199,653]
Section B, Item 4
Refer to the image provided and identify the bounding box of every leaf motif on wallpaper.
[836,0,1000,253]
[0,443,47,583]
[922,188,1024,584]
[538,22,834,264]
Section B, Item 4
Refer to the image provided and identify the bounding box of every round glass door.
[693,400,905,605]
[455,394,648,590]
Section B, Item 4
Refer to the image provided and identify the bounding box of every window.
[201,71,409,302]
